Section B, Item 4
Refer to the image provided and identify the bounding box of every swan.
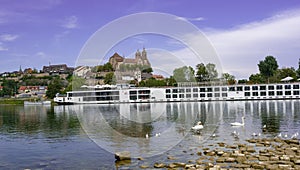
[191,121,204,131]
[230,116,245,126]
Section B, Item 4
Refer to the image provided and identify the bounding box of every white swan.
[191,121,204,131]
[230,116,245,126]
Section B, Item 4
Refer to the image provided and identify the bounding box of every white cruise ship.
[54,82,300,104]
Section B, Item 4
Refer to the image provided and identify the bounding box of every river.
[0,100,299,169]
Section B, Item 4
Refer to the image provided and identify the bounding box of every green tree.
[222,73,236,85]
[104,72,116,84]
[249,73,265,84]
[0,79,18,97]
[206,63,218,81]
[277,67,297,81]
[196,63,208,82]
[165,76,177,86]
[46,78,63,99]
[173,66,195,82]
[258,56,278,83]
[63,76,86,92]
[296,58,300,78]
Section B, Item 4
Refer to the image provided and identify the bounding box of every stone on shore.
[115,151,131,161]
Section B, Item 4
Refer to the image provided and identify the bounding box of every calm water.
[0,100,299,169]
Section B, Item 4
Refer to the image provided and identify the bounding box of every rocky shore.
[136,137,300,169]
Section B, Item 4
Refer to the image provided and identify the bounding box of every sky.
[1,0,300,79]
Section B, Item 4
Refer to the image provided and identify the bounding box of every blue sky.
[1,0,300,79]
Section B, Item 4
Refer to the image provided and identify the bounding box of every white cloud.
[176,16,205,22]
[205,9,300,79]
[0,34,19,42]
[0,42,8,51]
[61,15,78,29]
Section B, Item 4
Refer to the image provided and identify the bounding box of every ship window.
[260,86,266,90]
[260,92,266,96]
[130,91,137,94]
[186,88,191,93]
[200,88,205,92]
[200,93,205,97]
[293,85,299,89]
[130,96,137,100]
[237,86,243,91]
[172,89,178,93]
[245,92,251,96]
[207,93,212,97]
[214,93,220,97]
[222,87,227,91]
[222,93,227,97]
[179,89,185,93]
[277,91,283,95]
[252,86,258,90]
[193,88,198,92]
[276,85,282,89]
[186,94,191,98]
[285,85,291,89]
[269,91,275,96]
[166,89,171,93]
[68,93,73,97]
[179,94,184,98]
[229,87,235,91]
[172,94,178,98]
[268,86,274,90]
[285,91,291,95]
[244,86,250,91]
[207,88,212,92]
[214,87,220,92]
[252,92,259,96]
[193,94,198,98]
[293,91,299,95]
[166,94,171,98]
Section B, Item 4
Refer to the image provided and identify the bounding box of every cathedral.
[109,48,151,70]
[109,48,152,83]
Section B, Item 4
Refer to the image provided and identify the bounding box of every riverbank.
[0,98,55,105]
[118,137,300,169]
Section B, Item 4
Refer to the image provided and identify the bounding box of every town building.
[42,64,74,75]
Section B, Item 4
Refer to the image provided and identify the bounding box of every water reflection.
[0,100,299,169]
